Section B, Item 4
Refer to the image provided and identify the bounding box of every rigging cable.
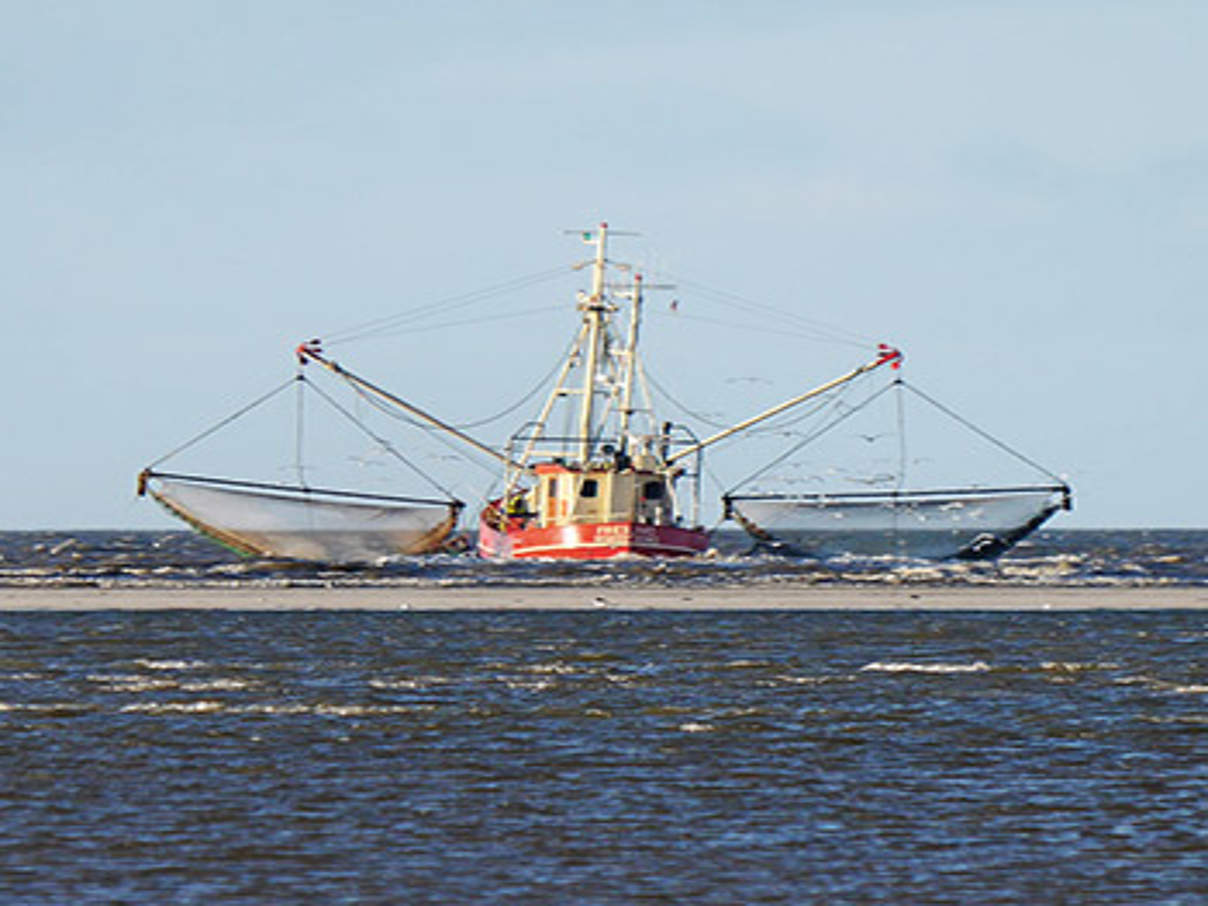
[339,376,502,481]
[295,372,307,488]
[900,381,1068,487]
[646,308,874,348]
[656,273,877,349]
[641,368,738,431]
[894,377,907,494]
[642,364,858,438]
[345,303,567,345]
[301,374,461,502]
[727,379,900,494]
[323,266,570,346]
[146,377,298,471]
[452,334,582,430]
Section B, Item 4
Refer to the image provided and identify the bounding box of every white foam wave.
[771,674,845,685]
[1115,674,1208,694]
[117,701,434,716]
[367,676,449,690]
[120,700,225,713]
[860,661,991,674]
[1041,661,1120,673]
[0,702,91,713]
[523,662,580,675]
[1143,678,1208,694]
[97,679,180,692]
[134,659,209,671]
[179,679,252,691]
[87,673,146,683]
[500,678,556,692]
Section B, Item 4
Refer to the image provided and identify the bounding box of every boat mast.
[618,272,642,445]
[576,222,609,464]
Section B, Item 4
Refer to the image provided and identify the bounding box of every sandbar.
[0,585,1205,611]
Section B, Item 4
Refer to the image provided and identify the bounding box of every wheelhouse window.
[580,479,598,498]
[642,481,664,500]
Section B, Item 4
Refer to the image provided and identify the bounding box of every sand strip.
[1,585,1206,611]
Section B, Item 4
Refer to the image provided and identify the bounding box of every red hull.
[477,516,710,559]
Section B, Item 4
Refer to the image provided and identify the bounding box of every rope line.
[349,303,567,345]
[147,377,298,470]
[452,335,581,430]
[301,375,461,502]
[323,266,569,346]
[339,376,502,482]
[643,364,861,438]
[894,378,907,494]
[900,380,1067,486]
[727,380,899,493]
[641,368,735,431]
[726,376,1069,496]
[646,308,873,348]
[295,372,307,487]
[657,273,877,349]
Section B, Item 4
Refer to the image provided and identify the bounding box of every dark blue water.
[1,610,1205,904]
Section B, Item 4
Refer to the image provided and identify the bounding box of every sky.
[4,1,1205,529]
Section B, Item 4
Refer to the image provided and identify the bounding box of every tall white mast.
[576,222,609,463]
[618,272,642,445]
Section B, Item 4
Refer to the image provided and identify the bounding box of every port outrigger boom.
[295,340,522,470]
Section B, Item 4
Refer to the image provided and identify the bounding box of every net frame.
[144,471,462,561]
[725,483,1071,560]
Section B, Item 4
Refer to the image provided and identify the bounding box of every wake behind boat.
[138,222,1071,563]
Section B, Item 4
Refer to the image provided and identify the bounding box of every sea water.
[0,531,1205,903]
[2,528,1207,588]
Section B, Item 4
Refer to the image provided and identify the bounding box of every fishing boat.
[300,224,916,559]
[139,222,1070,562]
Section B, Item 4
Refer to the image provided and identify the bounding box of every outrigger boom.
[294,340,523,471]
[665,344,903,464]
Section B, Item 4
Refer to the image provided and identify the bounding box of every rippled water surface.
[2,529,1207,588]
[1,610,1204,903]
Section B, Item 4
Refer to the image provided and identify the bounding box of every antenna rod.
[295,341,521,470]
[666,345,903,464]
[576,222,608,463]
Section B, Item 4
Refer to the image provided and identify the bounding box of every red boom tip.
[295,339,323,365]
[876,343,903,369]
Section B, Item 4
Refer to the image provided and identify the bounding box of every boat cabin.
[508,462,677,529]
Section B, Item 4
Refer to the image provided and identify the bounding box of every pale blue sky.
[4,1,1205,528]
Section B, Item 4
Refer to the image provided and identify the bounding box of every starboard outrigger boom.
[666,344,903,465]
